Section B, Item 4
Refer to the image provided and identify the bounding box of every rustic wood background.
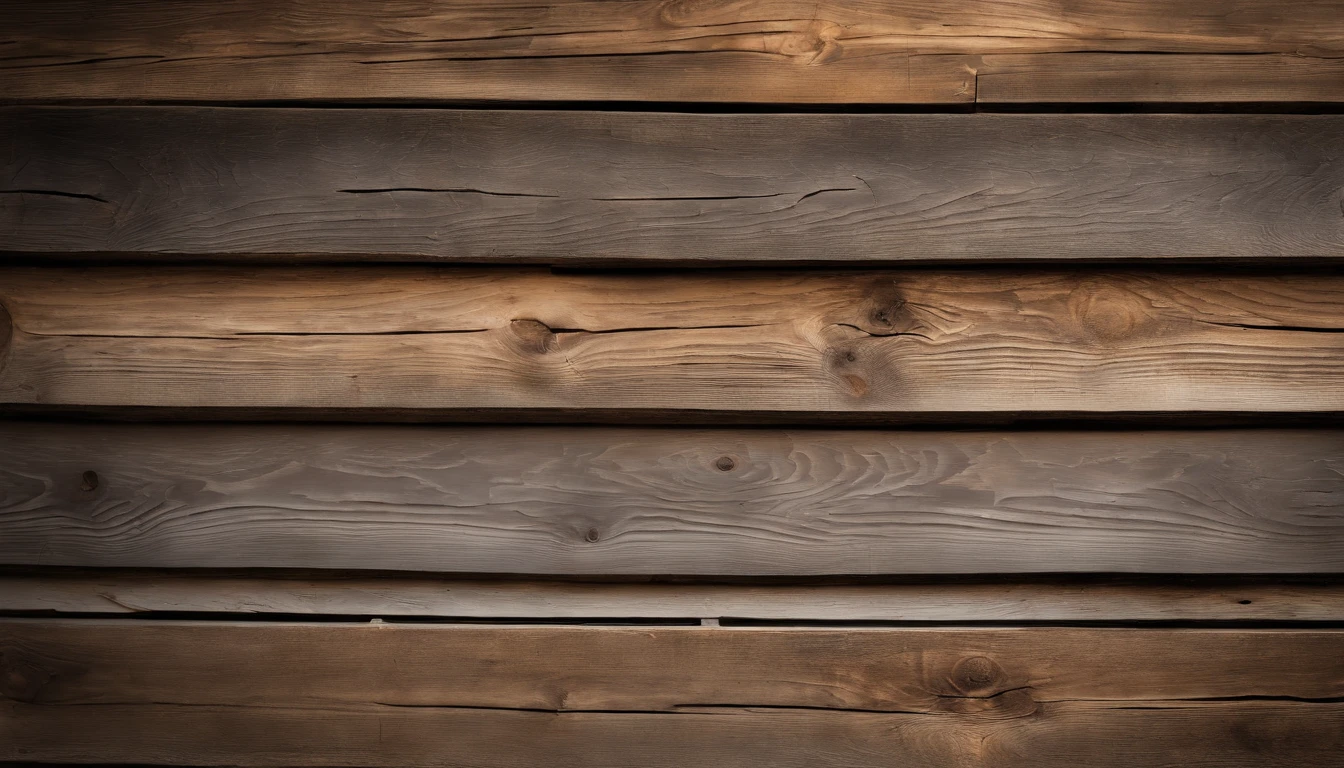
[1,1,1343,766]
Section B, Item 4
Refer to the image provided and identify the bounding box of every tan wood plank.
[977,53,1344,103]
[1,422,1341,574]
[2,621,1342,766]
[6,573,1344,620]
[2,1,1342,104]
[1,267,1342,420]
[3,110,1343,262]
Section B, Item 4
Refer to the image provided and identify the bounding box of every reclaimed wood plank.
[977,53,1344,104]
[1,422,1340,573]
[3,110,1343,262]
[1,267,1342,421]
[2,621,1342,766]
[2,1,1342,104]
[6,701,1341,768]
[6,573,1344,621]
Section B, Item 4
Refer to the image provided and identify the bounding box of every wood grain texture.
[7,573,1344,621]
[2,621,1343,766]
[2,422,1341,574]
[977,53,1344,104]
[2,1,1342,104]
[3,109,1343,263]
[1,267,1342,420]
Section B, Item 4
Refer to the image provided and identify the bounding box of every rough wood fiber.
[976,53,1344,103]
[2,621,1343,767]
[1,422,1341,573]
[6,573,1344,621]
[2,1,1342,104]
[3,110,1343,262]
[1,267,1342,420]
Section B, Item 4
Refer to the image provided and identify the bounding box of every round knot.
[951,655,1003,695]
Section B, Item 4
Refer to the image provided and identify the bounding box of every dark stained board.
[2,422,1341,574]
[6,572,1344,621]
[2,620,1343,766]
[1,267,1342,421]
[2,1,1342,104]
[3,109,1343,263]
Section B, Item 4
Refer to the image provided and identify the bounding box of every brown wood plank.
[2,1,1343,104]
[3,110,1343,263]
[977,53,1344,104]
[6,701,1341,768]
[1,422,1341,574]
[1,267,1342,421]
[6,573,1344,621]
[2,621,1342,766]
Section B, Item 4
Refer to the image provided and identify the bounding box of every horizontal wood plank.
[2,1,1343,104]
[977,53,1344,104]
[1,267,1342,421]
[2,422,1341,574]
[6,573,1344,620]
[2,621,1342,766]
[3,110,1343,262]
[7,701,1341,768]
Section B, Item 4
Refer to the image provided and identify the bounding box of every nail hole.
[80,470,99,492]
[1238,599,1252,605]
[715,456,736,471]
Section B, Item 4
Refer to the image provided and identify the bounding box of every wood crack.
[1198,322,1344,334]
[355,48,796,64]
[0,189,108,203]
[933,685,1034,701]
[546,323,768,335]
[1065,694,1344,707]
[16,324,776,340]
[335,188,857,205]
[338,187,559,199]
[0,55,164,70]
[830,322,932,340]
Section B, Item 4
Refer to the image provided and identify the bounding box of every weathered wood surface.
[1,267,1342,420]
[4,110,1343,263]
[1,422,1341,574]
[2,621,1343,766]
[977,53,1344,104]
[3,1,1343,104]
[7,573,1344,621]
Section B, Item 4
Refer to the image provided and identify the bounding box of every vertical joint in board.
[0,301,11,372]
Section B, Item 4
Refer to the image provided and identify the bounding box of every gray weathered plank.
[2,621,1342,767]
[3,110,1342,262]
[1,422,1340,574]
[2,1,1343,104]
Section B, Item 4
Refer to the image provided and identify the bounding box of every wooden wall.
[2,1,1343,765]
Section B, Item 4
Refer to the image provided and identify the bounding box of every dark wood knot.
[510,319,557,354]
[951,655,1003,695]
[0,651,53,704]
